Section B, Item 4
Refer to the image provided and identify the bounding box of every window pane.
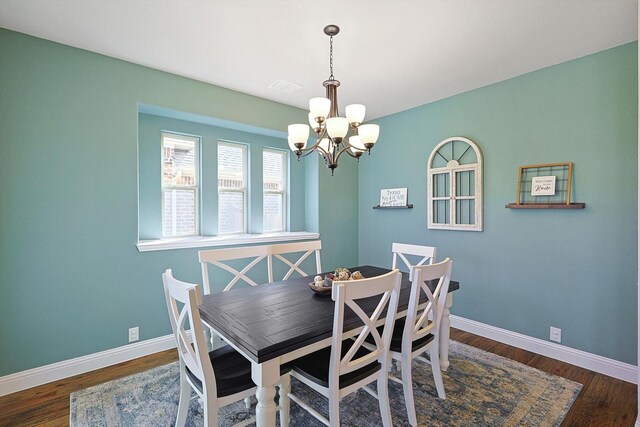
[264,193,283,232]
[263,150,284,191]
[163,135,197,187]
[263,149,286,233]
[433,200,449,224]
[161,133,199,237]
[218,192,245,234]
[455,199,475,225]
[433,173,450,197]
[218,143,246,189]
[455,170,475,197]
[163,189,197,236]
[218,142,247,234]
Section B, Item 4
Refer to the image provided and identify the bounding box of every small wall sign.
[531,176,556,196]
[380,188,408,207]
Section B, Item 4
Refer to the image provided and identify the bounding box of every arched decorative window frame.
[427,136,483,231]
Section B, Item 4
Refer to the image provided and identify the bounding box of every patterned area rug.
[70,341,582,426]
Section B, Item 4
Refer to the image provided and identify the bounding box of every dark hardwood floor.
[0,329,636,426]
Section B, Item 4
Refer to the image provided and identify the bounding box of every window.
[427,137,483,231]
[218,141,248,234]
[263,149,288,232]
[162,133,199,237]
[137,111,316,251]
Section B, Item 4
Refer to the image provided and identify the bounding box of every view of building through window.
[218,142,247,234]
[263,149,287,232]
[159,136,287,237]
[162,133,199,237]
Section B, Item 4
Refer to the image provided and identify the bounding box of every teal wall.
[0,28,358,376]
[315,155,360,271]
[0,27,635,376]
[358,43,638,364]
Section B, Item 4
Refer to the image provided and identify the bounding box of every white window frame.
[217,140,248,235]
[427,136,483,231]
[263,148,288,233]
[161,132,200,237]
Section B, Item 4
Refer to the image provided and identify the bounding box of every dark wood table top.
[199,265,459,364]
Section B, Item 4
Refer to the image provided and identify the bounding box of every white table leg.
[252,359,280,427]
[440,293,453,371]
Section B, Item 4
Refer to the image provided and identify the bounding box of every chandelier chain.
[329,35,334,80]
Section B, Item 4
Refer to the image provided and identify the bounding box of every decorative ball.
[351,271,363,280]
[337,270,350,281]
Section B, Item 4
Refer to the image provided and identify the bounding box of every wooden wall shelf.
[505,203,586,209]
[373,204,413,210]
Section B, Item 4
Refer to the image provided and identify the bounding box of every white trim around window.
[136,231,320,252]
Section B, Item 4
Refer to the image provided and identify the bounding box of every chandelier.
[287,25,380,175]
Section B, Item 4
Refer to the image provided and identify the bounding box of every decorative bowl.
[308,271,365,295]
[308,281,333,295]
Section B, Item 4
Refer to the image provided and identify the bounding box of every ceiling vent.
[268,79,302,94]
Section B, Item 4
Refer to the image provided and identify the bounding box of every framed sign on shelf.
[506,162,585,209]
[373,187,413,209]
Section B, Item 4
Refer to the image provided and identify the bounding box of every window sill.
[136,231,320,252]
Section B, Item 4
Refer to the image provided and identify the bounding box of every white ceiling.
[0,0,637,120]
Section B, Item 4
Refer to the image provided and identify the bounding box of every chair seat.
[186,344,254,398]
[365,319,434,353]
[291,339,381,389]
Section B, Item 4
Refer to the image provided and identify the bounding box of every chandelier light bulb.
[348,135,366,151]
[358,124,380,147]
[345,104,366,126]
[326,117,349,139]
[287,135,297,152]
[288,124,310,148]
[309,97,331,121]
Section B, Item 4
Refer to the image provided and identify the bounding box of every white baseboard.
[451,315,638,384]
[1,317,637,398]
[0,334,176,397]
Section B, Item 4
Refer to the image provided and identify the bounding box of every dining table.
[199,265,459,427]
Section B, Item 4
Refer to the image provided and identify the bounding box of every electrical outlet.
[550,326,561,343]
[128,327,139,343]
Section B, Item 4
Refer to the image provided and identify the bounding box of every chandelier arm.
[292,130,332,159]
[334,145,360,163]
[338,132,366,159]
[342,148,361,159]
[296,147,322,159]
[342,134,355,149]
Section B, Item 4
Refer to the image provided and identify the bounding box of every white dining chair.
[392,242,437,279]
[198,245,272,358]
[287,270,401,427]
[199,245,272,294]
[389,258,452,426]
[267,240,322,282]
[162,269,290,427]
